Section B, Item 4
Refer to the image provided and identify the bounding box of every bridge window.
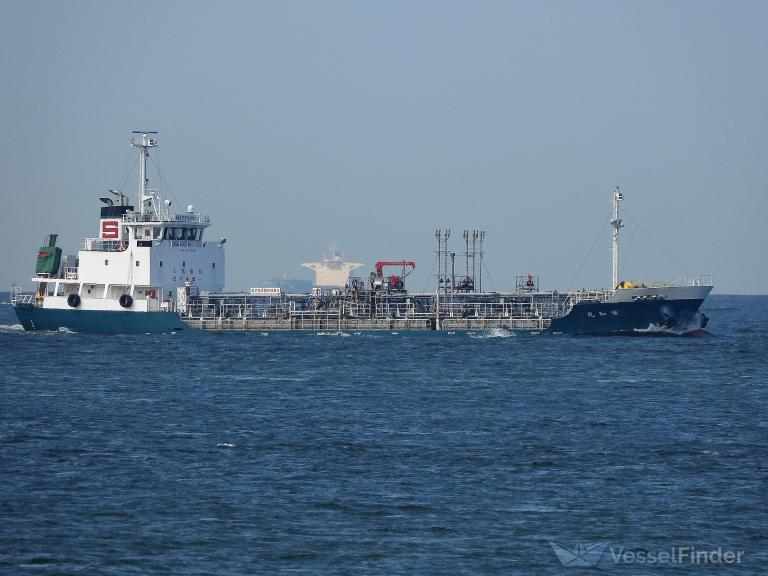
[152,227,161,239]
[180,228,200,240]
[104,259,108,265]
[136,260,140,267]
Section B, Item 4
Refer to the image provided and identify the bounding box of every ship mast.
[131,131,158,216]
[610,186,624,289]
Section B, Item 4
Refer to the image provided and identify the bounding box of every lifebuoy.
[119,294,133,308]
[67,293,81,308]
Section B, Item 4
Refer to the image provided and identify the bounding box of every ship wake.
[633,311,709,336]
[470,328,517,339]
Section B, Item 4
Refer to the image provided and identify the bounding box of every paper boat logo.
[549,541,608,567]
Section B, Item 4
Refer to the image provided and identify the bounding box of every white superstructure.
[30,131,225,313]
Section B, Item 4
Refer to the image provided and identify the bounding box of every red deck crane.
[373,261,416,292]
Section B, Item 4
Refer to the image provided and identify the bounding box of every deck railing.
[562,290,613,314]
[679,274,713,287]
[10,286,38,306]
[82,238,126,252]
[121,212,210,224]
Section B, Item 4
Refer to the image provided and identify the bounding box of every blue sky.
[1,0,766,293]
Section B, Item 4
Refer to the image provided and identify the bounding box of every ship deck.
[179,289,612,332]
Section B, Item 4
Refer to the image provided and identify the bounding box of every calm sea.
[1,294,766,575]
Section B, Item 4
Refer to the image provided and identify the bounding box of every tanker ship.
[12,132,712,335]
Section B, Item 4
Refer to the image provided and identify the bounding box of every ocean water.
[1,294,766,575]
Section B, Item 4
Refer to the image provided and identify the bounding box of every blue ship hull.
[13,298,709,336]
[548,298,708,336]
[13,305,186,334]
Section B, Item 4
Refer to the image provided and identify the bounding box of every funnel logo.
[549,541,608,567]
[101,220,119,239]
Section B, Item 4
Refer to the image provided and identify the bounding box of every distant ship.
[301,245,363,288]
